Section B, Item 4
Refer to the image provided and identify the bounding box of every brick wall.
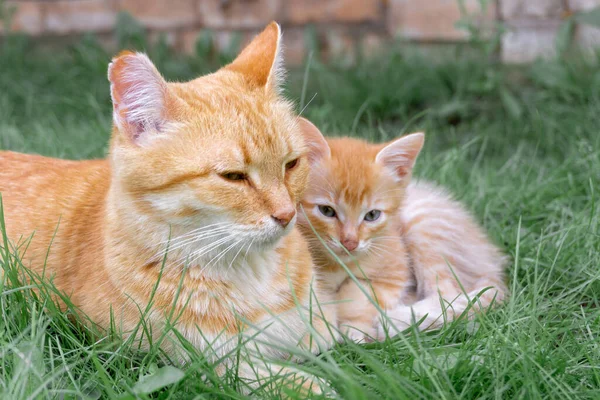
[502,0,600,62]
[1,0,600,63]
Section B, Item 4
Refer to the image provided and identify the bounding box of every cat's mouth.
[235,217,296,248]
[159,220,293,267]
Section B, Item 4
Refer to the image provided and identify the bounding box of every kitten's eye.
[220,172,247,182]
[285,159,299,171]
[364,210,381,222]
[318,205,337,218]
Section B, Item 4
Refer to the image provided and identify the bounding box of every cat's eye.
[318,205,336,218]
[364,209,381,222]
[220,172,247,182]
[285,158,299,171]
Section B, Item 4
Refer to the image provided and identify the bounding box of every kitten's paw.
[293,374,331,397]
[374,306,414,340]
[340,324,376,344]
[346,328,371,344]
[248,366,335,398]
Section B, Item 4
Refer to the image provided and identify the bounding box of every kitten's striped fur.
[298,133,507,341]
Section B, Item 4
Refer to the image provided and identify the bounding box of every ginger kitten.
[0,23,336,392]
[298,132,507,341]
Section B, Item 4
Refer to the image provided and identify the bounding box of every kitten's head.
[107,23,328,256]
[299,133,424,263]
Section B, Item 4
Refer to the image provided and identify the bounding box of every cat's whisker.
[296,93,317,117]
[158,228,231,252]
[322,179,336,195]
[155,227,232,255]
[194,234,234,256]
[222,239,249,275]
[173,222,231,237]
[216,240,243,267]
[243,238,256,259]
[156,233,226,257]
[173,235,234,268]
[155,231,227,256]
[202,237,240,271]
[227,239,248,272]
[306,168,336,194]
[155,233,231,262]
[156,223,232,246]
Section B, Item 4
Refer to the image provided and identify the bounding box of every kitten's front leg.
[336,278,379,342]
[374,283,498,339]
[336,277,407,343]
[374,297,454,339]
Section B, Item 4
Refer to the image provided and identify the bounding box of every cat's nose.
[271,207,296,228]
[341,238,359,251]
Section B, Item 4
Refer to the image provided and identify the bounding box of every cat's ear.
[108,51,170,144]
[298,118,330,165]
[226,21,283,92]
[376,133,425,180]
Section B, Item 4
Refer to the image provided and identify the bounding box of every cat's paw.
[374,306,414,340]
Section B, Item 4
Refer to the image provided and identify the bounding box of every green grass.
[1,33,600,399]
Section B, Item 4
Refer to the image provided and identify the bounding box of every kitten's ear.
[108,51,170,144]
[298,118,330,165]
[226,21,283,92]
[376,133,425,180]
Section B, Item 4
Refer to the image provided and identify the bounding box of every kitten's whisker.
[371,236,401,241]
[368,244,397,258]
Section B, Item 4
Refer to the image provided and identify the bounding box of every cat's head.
[107,23,328,257]
[299,132,424,263]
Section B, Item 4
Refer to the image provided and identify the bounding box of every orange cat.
[0,23,337,392]
[298,133,507,341]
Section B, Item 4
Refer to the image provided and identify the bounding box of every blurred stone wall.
[502,0,600,62]
[1,0,600,63]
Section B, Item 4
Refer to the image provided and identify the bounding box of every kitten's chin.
[327,246,368,265]
[331,252,357,264]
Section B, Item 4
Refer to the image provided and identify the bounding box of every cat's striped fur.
[0,23,337,394]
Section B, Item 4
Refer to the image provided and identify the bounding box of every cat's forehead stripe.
[239,141,252,165]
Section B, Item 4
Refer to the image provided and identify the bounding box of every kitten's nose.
[341,238,359,251]
[271,207,296,228]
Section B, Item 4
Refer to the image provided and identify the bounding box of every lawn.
[1,31,599,399]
